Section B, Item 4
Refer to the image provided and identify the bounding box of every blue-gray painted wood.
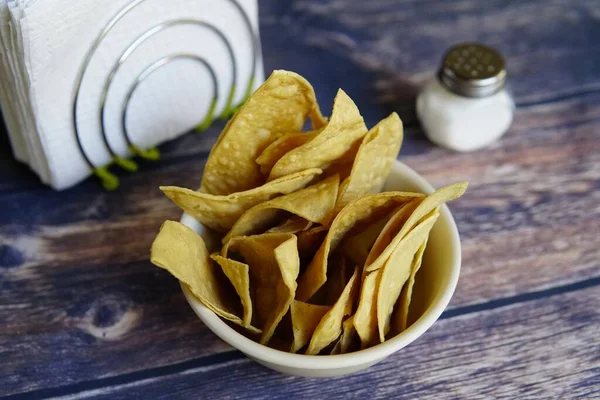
[1,0,599,398]
[18,284,600,399]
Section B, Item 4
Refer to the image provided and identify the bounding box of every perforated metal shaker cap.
[437,43,506,98]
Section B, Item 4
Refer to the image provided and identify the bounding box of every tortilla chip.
[201,70,327,195]
[297,225,329,263]
[340,207,400,267]
[295,191,425,302]
[321,137,364,182]
[268,89,368,181]
[306,267,359,355]
[256,131,317,176]
[337,113,403,207]
[225,233,300,344]
[223,175,339,243]
[331,340,342,355]
[290,300,331,353]
[161,168,322,232]
[210,255,253,328]
[353,269,380,347]
[376,213,439,342]
[150,221,259,333]
[310,252,353,306]
[394,238,429,333]
[326,254,354,306]
[331,316,357,354]
[365,182,468,273]
[267,215,312,234]
[364,199,421,271]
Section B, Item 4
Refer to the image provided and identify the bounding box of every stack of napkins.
[0,0,263,190]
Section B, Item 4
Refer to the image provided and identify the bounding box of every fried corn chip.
[256,131,318,176]
[320,137,363,182]
[326,254,354,306]
[290,300,332,353]
[266,215,312,234]
[210,255,253,328]
[150,221,259,333]
[223,175,339,244]
[331,316,357,355]
[306,267,359,355]
[202,70,327,195]
[376,213,439,342]
[364,199,421,271]
[268,89,368,181]
[394,238,429,333]
[151,69,470,354]
[297,225,329,262]
[161,168,322,232]
[340,207,400,267]
[225,233,299,344]
[353,269,380,347]
[296,191,424,302]
[337,113,403,207]
[365,182,468,273]
[311,252,354,307]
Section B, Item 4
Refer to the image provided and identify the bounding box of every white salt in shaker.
[417,43,514,152]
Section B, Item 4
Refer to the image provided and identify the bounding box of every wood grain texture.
[1,0,599,397]
[46,285,600,400]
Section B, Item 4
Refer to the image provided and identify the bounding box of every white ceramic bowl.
[180,161,461,377]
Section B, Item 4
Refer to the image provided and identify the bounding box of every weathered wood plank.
[1,0,599,191]
[1,0,599,396]
[259,0,600,122]
[0,260,232,396]
[38,284,600,399]
[0,91,599,395]
[1,92,598,286]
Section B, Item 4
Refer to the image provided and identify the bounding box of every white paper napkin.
[0,0,264,190]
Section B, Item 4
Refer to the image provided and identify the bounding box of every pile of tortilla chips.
[151,70,467,355]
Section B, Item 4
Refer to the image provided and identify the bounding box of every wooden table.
[1,0,599,398]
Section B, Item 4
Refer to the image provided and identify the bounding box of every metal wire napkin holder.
[72,0,260,190]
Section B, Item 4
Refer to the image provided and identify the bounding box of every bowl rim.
[180,161,461,369]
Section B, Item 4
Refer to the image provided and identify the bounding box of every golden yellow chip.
[297,225,329,261]
[289,300,331,353]
[225,233,299,344]
[201,70,327,195]
[365,182,468,273]
[340,207,400,267]
[256,131,317,176]
[309,252,346,306]
[161,168,322,232]
[394,239,428,333]
[337,113,403,207]
[151,69,470,354]
[331,316,357,354]
[306,267,359,355]
[210,255,253,328]
[150,221,260,333]
[326,254,354,306]
[320,137,363,182]
[376,213,439,342]
[352,269,380,347]
[295,191,424,302]
[266,216,312,234]
[268,89,368,181]
[223,175,339,244]
[364,199,421,270]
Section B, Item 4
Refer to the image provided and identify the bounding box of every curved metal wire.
[71,0,258,189]
[121,54,219,161]
[99,19,237,168]
[223,0,260,108]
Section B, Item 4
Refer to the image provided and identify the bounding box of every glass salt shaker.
[416,43,514,152]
